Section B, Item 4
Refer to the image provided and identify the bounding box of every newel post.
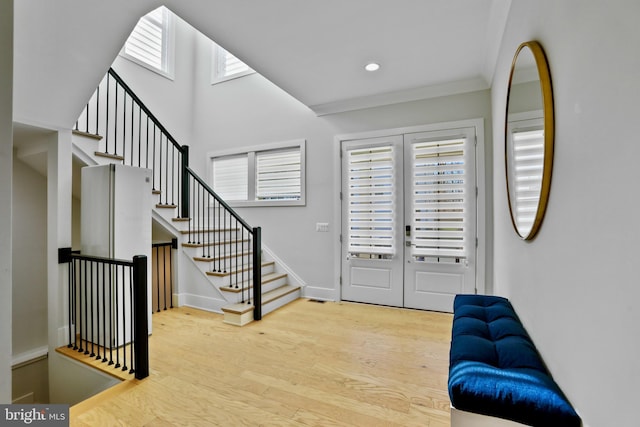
[252,227,262,321]
[133,255,149,379]
[181,145,190,219]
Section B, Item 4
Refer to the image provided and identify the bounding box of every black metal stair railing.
[186,167,262,320]
[75,68,262,320]
[75,68,189,217]
[60,249,149,380]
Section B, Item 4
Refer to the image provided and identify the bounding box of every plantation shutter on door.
[411,137,470,261]
[346,145,396,257]
[510,128,544,233]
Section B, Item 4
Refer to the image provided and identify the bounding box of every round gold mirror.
[505,41,554,240]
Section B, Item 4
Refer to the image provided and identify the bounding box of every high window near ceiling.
[121,6,175,79]
[210,140,306,207]
[211,44,255,84]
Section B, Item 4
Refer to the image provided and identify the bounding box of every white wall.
[190,33,493,299]
[0,0,13,404]
[13,0,160,130]
[492,1,640,426]
[12,157,48,357]
[112,17,493,301]
[111,13,198,147]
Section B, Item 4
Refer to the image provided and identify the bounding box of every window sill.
[224,199,306,208]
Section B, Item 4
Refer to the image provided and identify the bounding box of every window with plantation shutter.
[411,137,470,261]
[212,155,248,201]
[122,7,174,77]
[209,140,305,206]
[346,145,396,257]
[212,44,255,84]
[256,148,301,201]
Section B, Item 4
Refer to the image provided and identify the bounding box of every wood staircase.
[72,130,301,325]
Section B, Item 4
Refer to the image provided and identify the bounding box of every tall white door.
[341,127,477,312]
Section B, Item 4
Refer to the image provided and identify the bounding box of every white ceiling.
[167,0,511,114]
[13,0,511,129]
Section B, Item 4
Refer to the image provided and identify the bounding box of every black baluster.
[114,264,120,369]
[138,106,142,167]
[146,117,150,169]
[113,82,118,157]
[102,262,107,362]
[129,265,135,374]
[165,134,169,205]
[121,264,127,372]
[170,241,175,309]
[108,263,114,366]
[89,261,95,357]
[95,85,99,136]
[79,259,85,354]
[95,261,102,361]
[156,246,161,313]
[152,125,157,191]
[105,73,110,154]
[67,258,73,348]
[163,246,168,310]
[159,133,164,203]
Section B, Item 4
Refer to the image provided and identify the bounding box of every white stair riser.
[222,275,288,304]
[262,288,301,316]
[210,264,276,288]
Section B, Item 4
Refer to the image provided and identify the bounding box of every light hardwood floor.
[70,299,453,426]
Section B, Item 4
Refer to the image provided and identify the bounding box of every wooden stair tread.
[192,251,252,262]
[72,129,103,140]
[219,271,286,292]
[207,261,274,278]
[262,284,301,305]
[95,151,124,161]
[172,217,191,222]
[156,203,177,209]
[183,239,249,248]
[180,227,239,234]
[152,189,162,195]
[221,284,300,314]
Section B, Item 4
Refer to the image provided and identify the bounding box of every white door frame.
[333,119,486,303]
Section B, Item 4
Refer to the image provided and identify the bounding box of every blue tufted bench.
[448,294,581,427]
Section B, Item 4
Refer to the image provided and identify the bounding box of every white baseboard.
[302,285,339,302]
[12,346,49,368]
[451,405,527,427]
[177,293,226,314]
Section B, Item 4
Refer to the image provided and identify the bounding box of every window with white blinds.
[346,145,396,256]
[122,7,173,77]
[212,155,248,201]
[509,127,544,235]
[212,44,255,84]
[209,140,305,206]
[411,137,469,260]
[256,148,301,201]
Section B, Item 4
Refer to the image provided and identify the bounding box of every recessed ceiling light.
[364,62,380,72]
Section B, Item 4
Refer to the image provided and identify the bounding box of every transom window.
[210,140,306,207]
[211,44,255,84]
[121,6,174,78]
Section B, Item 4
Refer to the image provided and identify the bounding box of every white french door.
[341,127,477,312]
